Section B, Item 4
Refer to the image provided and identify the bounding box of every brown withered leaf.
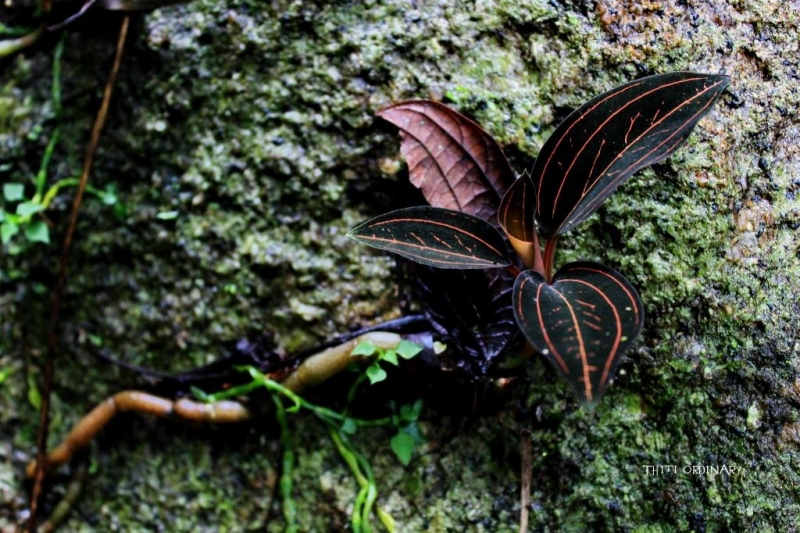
[378,100,514,223]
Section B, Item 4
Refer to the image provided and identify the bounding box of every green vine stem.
[205,364,400,532]
[273,395,298,533]
[33,35,65,203]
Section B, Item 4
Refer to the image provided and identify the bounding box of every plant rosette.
[349,72,729,409]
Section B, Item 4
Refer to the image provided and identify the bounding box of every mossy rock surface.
[1,0,799,531]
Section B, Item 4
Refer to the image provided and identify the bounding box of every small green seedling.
[351,338,423,385]
[1,36,123,255]
[389,399,424,466]
[1,181,122,252]
[349,338,426,465]
[191,337,427,532]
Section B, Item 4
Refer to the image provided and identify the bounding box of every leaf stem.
[273,396,298,533]
[506,264,522,277]
[531,229,545,279]
[33,34,64,201]
[204,368,395,428]
[345,371,370,408]
[543,236,558,282]
[40,179,107,210]
[330,429,372,532]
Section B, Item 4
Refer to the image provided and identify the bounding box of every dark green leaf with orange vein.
[531,72,730,237]
[407,264,520,373]
[498,172,537,243]
[377,100,514,223]
[513,261,644,408]
[498,172,541,270]
[348,206,511,269]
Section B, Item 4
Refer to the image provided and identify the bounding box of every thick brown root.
[26,331,400,477]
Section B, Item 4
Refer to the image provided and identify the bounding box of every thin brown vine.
[26,15,130,532]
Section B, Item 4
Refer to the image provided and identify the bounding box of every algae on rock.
[1,0,799,530]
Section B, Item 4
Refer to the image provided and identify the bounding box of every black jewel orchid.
[349,72,729,409]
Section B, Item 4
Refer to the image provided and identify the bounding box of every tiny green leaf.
[189,385,210,402]
[341,418,357,435]
[1,221,19,244]
[390,431,416,466]
[223,283,238,295]
[32,282,47,295]
[381,350,399,366]
[2,183,25,202]
[113,202,128,221]
[24,220,50,243]
[396,340,423,359]
[399,400,423,422]
[156,210,179,220]
[348,206,511,270]
[366,363,387,385]
[15,201,43,217]
[101,188,118,205]
[350,340,377,357]
[401,422,425,444]
[27,373,42,410]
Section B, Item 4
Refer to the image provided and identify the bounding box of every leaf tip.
[706,73,731,95]
[575,390,605,412]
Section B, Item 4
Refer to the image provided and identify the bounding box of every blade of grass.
[33,35,64,201]
[273,396,298,533]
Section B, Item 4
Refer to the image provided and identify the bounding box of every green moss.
[2,0,799,530]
